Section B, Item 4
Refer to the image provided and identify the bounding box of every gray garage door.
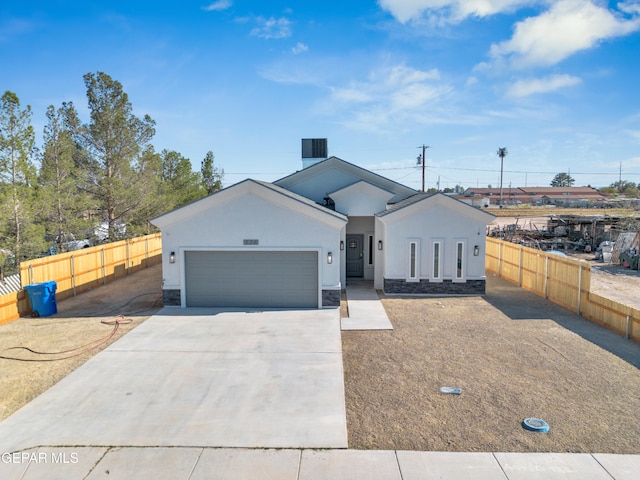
[185,250,319,308]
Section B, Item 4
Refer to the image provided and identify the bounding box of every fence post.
[498,241,502,278]
[544,254,549,299]
[518,245,523,287]
[71,255,76,296]
[101,248,106,285]
[126,239,130,275]
[577,263,582,315]
[145,237,149,267]
[28,264,33,285]
[626,315,630,339]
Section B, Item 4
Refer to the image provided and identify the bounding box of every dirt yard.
[1,262,638,453]
[343,274,640,453]
[589,263,640,311]
[0,265,163,422]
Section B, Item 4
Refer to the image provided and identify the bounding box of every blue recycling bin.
[24,281,57,317]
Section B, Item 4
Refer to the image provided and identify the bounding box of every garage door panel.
[185,251,318,308]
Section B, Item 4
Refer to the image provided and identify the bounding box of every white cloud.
[380,1,640,71]
[455,0,537,19]
[506,74,581,97]
[490,0,640,68]
[262,59,488,132]
[385,63,440,84]
[330,64,443,107]
[377,0,535,24]
[201,0,232,12]
[250,16,292,39]
[619,1,640,15]
[327,64,453,132]
[291,42,308,54]
[259,61,324,86]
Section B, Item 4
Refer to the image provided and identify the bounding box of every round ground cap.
[522,418,549,432]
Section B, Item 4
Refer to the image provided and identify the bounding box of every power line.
[369,166,640,176]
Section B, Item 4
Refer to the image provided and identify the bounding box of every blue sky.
[1,1,639,190]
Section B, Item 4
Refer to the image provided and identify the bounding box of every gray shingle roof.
[251,179,347,221]
[376,192,436,217]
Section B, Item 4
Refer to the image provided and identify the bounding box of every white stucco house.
[152,153,494,309]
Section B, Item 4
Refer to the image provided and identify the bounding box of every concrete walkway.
[3,447,638,479]
[341,279,393,330]
[0,308,347,453]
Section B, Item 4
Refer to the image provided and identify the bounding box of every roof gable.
[274,156,416,204]
[328,181,396,216]
[152,178,347,229]
[377,192,495,224]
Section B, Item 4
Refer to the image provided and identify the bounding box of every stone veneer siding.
[164,288,337,308]
[322,289,341,307]
[162,289,181,306]
[384,278,485,295]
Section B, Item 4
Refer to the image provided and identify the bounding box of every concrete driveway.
[0,307,347,452]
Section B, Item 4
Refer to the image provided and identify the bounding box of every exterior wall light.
[327,252,333,264]
[378,240,383,250]
[340,241,344,250]
[169,251,176,263]
[474,245,480,256]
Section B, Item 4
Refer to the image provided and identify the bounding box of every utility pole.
[416,144,429,192]
[497,147,508,206]
[619,161,622,183]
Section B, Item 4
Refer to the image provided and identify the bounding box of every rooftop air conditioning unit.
[301,138,328,168]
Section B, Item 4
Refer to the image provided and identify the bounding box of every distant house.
[460,186,605,206]
[151,141,495,309]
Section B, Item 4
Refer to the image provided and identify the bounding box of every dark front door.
[346,234,364,277]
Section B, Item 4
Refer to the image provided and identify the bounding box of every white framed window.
[407,240,420,282]
[367,234,374,266]
[455,240,465,281]
[431,240,442,281]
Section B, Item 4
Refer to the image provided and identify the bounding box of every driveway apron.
[0,307,347,452]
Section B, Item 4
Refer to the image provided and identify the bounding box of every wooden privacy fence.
[486,237,640,343]
[0,233,162,325]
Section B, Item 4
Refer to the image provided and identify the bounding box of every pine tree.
[0,91,43,269]
[161,149,205,207]
[201,150,224,195]
[550,172,575,187]
[73,72,156,241]
[38,102,91,252]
